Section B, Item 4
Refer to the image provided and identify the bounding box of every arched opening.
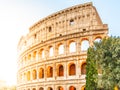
[49,46,54,57]
[32,69,37,80]
[39,49,45,59]
[94,38,102,43]
[69,19,74,26]
[48,26,52,32]
[39,87,44,90]
[69,86,76,90]
[58,86,64,90]
[69,42,76,53]
[27,71,30,81]
[81,85,85,90]
[41,50,45,58]
[47,87,53,90]
[39,68,44,78]
[47,66,53,78]
[81,40,89,51]
[28,54,31,60]
[58,44,64,54]
[58,65,64,77]
[81,63,86,75]
[33,51,37,60]
[33,88,36,90]
[69,63,76,76]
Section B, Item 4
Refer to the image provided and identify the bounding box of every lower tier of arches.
[17,81,85,90]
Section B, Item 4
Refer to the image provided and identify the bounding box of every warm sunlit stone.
[17,2,108,90]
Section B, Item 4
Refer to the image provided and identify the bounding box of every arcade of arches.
[17,2,108,90]
[18,37,102,82]
[18,37,102,90]
[27,86,83,90]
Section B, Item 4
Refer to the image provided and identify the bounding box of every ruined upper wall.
[29,2,103,32]
[18,2,108,54]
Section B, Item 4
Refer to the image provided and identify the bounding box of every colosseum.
[17,2,108,90]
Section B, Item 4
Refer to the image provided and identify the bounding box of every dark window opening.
[48,26,52,32]
[59,34,62,36]
[81,63,86,75]
[70,19,74,26]
[83,29,86,32]
[69,64,76,75]
[34,34,37,38]
[58,65,64,76]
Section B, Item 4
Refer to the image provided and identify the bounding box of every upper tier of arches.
[18,36,103,67]
[17,2,108,54]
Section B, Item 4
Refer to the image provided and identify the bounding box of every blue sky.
[0,0,119,85]
[16,0,120,36]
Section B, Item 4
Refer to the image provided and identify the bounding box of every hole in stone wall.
[69,19,74,26]
[48,26,52,32]
[83,29,86,32]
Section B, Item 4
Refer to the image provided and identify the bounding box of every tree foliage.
[86,47,98,90]
[86,37,120,90]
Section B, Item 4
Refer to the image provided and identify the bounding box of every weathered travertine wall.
[17,2,108,90]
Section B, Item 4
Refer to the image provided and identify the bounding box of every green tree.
[86,37,120,90]
[86,47,98,90]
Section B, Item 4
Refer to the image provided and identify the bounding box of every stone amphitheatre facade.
[17,2,108,90]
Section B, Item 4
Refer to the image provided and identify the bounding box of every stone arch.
[81,38,89,51]
[69,40,76,53]
[32,69,37,80]
[81,62,86,75]
[39,48,45,59]
[69,86,76,90]
[69,19,75,26]
[28,54,31,61]
[94,36,102,43]
[81,85,85,90]
[58,86,64,90]
[39,67,44,78]
[33,51,37,60]
[32,88,36,90]
[48,26,52,32]
[57,64,64,77]
[94,36,102,40]
[41,49,45,58]
[58,43,64,55]
[49,46,54,57]
[47,66,53,78]
[27,71,30,81]
[39,87,44,90]
[47,87,53,90]
[69,63,76,76]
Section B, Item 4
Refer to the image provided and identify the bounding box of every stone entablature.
[17,2,108,90]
